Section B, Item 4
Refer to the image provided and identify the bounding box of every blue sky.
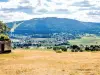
[0,0,8,2]
[0,0,100,22]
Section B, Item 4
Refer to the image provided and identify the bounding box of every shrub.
[47,47,52,49]
[60,46,67,52]
[71,49,74,52]
[79,49,83,52]
[13,46,16,50]
[53,46,67,52]
[0,34,10,41]
[53,46,60,51]
[55,49,62,53]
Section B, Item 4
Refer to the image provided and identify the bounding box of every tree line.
[53,45,100,52]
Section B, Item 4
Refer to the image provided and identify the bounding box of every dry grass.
[0,49,100,75]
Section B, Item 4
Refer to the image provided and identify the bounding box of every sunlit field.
[0,49,100,75]
[69,36,100,45]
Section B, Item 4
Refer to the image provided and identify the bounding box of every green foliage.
[60,46,67,51]
[0,21,10,33]
[12,46,16,50]
[47,47,52,49]
[0,34,10,41]
[53,46,60,50]
[53,46,67,52]
[55,50,62,53]
[69,35,100,45]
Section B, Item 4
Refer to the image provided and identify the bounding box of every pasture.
[0,49,100,75]
[69,35,100,45]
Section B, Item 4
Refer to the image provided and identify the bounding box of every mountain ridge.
[7,17,100,35]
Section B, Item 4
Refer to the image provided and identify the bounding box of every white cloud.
[0,0,100,22]
[0,11,33,22]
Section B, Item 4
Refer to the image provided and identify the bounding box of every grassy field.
[0,49,100,75]
[69,35,100,45]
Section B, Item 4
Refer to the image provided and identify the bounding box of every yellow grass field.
[0,49,100,75]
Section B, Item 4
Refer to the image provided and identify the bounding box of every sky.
[0,0,100,22]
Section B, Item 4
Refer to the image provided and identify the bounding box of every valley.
[6,17,100,50]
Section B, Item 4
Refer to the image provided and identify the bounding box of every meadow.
[0,49,100,75]
[69,35,100,45]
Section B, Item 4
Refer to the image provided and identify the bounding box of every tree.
[0,21,10,41]
[0,21,10,34]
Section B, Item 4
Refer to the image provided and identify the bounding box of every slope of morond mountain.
[7,17,100,35]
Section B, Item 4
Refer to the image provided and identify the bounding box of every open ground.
[69,35,100,45]
[0,49,100,75]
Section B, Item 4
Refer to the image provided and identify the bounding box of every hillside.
[7,17,100,35]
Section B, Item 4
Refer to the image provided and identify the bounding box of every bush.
[60,46,67,52]
[71,49,74,52]
[53,46,67,52]
[53,46,60,51]
[47,47,52,49]
[0,34,10,41]
[13,46,16,50]
[55,49,62,53]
